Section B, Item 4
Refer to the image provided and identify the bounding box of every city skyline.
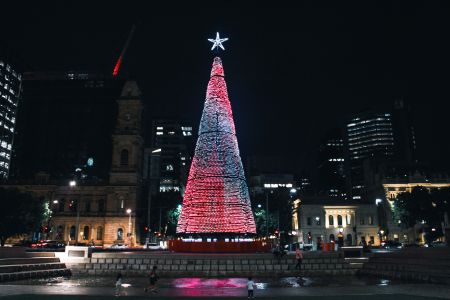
[1,1,450,172]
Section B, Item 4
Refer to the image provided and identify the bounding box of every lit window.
[156,131,163,135]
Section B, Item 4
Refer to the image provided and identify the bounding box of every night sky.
[2,1,450,172]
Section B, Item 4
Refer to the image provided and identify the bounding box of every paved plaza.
[1,276,450,299]
[0,295,446,300]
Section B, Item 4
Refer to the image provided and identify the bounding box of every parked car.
[403,243,420,248]
[109,243,128,249]
[31,240,65,249]
[144,242,162,250]
[430,241,447,248]
[380,240,403,250]
[285,242,313,253]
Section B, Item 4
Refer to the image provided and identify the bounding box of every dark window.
[346,234,353,245]
[360,217,365,225]
[85,201,90,212]
[58,199,65,212]
[56,225,64,240]
[69,199,77,212]
[83,226,89,240]
[329,215,334,226]
[120,149,129,166]
[307,217,312,226]
[98,199,105,213]
[329,234,335,241]
[69,226,76,240]
[337,215,343,226]
[97,226,103,240]
[117,228,124,240]
[315,217,321,225]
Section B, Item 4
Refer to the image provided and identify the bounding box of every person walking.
[295,247,303,270]
[115,273,123,296]
[247,277,255,299]
[144,266,158,293]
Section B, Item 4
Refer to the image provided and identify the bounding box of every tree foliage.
[0,188,46,246]
[394,186,450,241]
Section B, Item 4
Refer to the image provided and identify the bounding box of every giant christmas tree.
[176,57,256,234]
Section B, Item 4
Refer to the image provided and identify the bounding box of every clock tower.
[109,81,144,185]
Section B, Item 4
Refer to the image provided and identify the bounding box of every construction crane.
[112,23,136,77]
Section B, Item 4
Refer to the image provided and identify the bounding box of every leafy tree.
[253,209,277,236]
[394,186,450,242]
[166,204,182,235]
[0,188,46,246]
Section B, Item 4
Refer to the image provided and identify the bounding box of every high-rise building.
[142,119,194,234]
[145,119,194,194]
[317,129,347,199]
[10,71,125,182]
[392,98,417,164]
[345,112,395,199]
[0,57,22,179]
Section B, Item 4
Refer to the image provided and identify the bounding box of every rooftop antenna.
[112,24,136,77]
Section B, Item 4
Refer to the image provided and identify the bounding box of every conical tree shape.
[177,57,256,234]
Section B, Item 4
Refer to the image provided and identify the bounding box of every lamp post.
[265,190,269,239]
[69,180,79,245]
[126,208,132,246]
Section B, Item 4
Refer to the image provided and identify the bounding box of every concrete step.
[0,268,71,282]
[0,262,66,273]
[0,257,60,266]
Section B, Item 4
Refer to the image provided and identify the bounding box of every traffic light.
[144,226,149,233]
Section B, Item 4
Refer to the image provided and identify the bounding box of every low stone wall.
[359,248,450,284]
[68,251,361,277]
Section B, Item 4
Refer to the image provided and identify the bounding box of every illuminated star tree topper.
[208,32,229,51]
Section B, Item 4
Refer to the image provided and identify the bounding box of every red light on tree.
[176,57,256,234]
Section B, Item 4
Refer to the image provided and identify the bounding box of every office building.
[0,57,22,179]
[317,129,347,199]
[345,112,395,199]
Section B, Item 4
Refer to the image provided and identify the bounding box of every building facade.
[345,112,395,200]
[292,197,380,248]
[317,128,347,199]
[0,58,21,179]
[381,175,450,243]
[3,81,145,246]
[10,72,124,182]
[142,119,194,235]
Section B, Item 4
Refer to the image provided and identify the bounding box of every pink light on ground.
[172,278,246,289]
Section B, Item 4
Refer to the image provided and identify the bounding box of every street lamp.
[69,180,79,245]
[126,209,132,246]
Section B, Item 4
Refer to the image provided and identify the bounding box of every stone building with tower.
[2,79,145,246]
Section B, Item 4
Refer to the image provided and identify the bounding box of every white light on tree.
[208,32,229,51]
